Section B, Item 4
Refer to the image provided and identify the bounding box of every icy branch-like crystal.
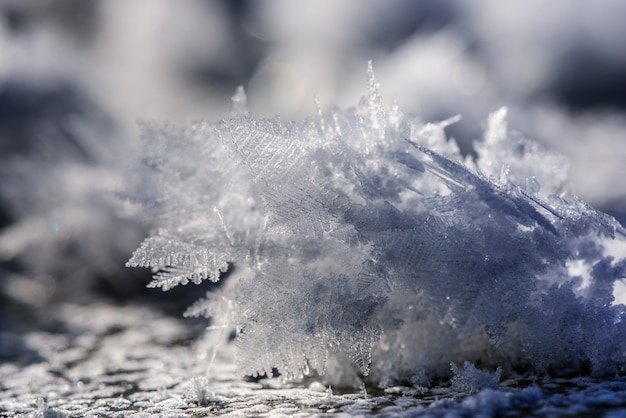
[126,66,626,388]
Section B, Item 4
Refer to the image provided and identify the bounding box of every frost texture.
[127,66,626,387]
[450,361,501,393]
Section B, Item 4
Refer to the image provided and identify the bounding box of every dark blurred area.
[0,0,625,333]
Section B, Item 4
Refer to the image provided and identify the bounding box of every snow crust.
[3,302,626,417]
[127,66,626,388]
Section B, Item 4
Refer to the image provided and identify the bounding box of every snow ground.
[2,302,626,417]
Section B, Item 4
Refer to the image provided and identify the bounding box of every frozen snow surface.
[3,302,626,417]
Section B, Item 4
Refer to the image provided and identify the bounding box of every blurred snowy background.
[1,0,626,415]
[2,0,626,305]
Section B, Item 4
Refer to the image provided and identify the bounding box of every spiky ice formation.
[126,65,626,387]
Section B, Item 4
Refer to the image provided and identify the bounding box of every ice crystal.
[450,361,501,393]
[126,65,626,387]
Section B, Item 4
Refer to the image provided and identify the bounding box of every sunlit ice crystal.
[125,63,626,389]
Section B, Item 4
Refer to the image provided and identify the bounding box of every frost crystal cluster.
[127,65,626,387]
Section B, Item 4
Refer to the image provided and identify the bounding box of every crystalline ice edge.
[126,64,626,387]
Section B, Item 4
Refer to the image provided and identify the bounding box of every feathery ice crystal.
[126,64,626,388]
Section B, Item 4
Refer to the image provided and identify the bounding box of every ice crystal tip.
[231,85,249,116]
